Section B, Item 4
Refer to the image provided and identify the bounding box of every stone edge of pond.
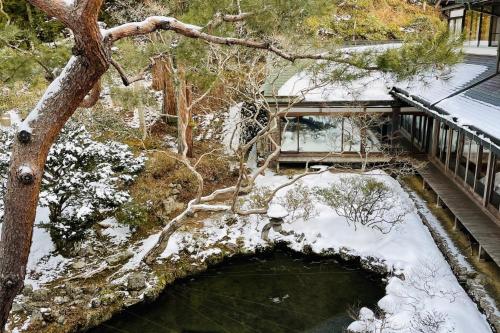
[67,242,390,333]
[405,187,500,333]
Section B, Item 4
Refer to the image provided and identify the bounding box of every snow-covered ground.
[5,168,493,332]
[154,170,492,333]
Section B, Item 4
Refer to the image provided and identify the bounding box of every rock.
[89,298,101,308]
[66,284,83,297]
[11,302,23,313]
[22,284,34,296]
[54,296,70,305]
[171,188,180,195]
[32,288,49,302]
[78,246,96,257]
[56,316,66,325]
[40,308,56,323]
[72,260,86,270]
[100,293,117,306]
[162,197,184,215]
[106,250,133,265]
[127,272,146,291]
[31,310,44,323]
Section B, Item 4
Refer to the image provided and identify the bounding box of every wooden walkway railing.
[418,163,500,267]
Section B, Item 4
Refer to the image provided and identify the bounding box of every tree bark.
[0,34,109,333]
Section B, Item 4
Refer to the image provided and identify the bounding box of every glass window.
[437,122,448,164]
[281,117,299,152]
[298,116,343,153]
[491,16,500,47]
[449,129,460,171]
[457,135,470,180]
[342,118,362,153]
[479,14,491,47]
[489,154,500,209]
[475,146,490,198]
[464,10,480,46]
[467,139,479,188]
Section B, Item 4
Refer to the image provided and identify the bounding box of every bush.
[316,175,407,233]
[0,120,145,255]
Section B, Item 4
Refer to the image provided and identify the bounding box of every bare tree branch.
[103,17,378,69]
[110,58,152,86]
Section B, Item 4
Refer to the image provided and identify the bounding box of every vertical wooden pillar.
[473,144,483,192]
[455,132,464,176]
[391,106,400,147]
[445,127,453,171]
[483,150,494,206]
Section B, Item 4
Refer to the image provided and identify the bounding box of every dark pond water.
[90,250,384,333]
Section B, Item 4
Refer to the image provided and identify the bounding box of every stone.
[31,310,44,323]
[100,293,117,306]
[90,298,101,308]
[127,272,147,291]
[171,188,180,195]
[40,308,55,322]
[105,250,133,265]
[56,316,66,325]
[72,260,86,270]
[32,288,49,302]
[162,197,184,215]
[11,303,23,313]
[22,284,34,296]
[54,296,70,305]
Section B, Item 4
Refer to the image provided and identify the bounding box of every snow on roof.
[263,43,401,102]
[277,70,394,102]
[436,92,500,140]
[395,63,490,105]
[395,55,500,141]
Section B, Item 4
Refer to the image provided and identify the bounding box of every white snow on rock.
[267,204,288,219]
[100,218,132,245]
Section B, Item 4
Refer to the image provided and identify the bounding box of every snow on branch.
[103,16,378,69]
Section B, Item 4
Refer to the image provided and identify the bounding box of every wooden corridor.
[418,163,500,267]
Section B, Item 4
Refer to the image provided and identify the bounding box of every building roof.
[393,54,500,147]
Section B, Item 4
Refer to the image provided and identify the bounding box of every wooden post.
[483,150,493,207]
[436,195,442,208]
[453,217,458,231]
[445,127,453,171]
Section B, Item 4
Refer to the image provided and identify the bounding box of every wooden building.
[443,0,500,48]
[261,49,500,264]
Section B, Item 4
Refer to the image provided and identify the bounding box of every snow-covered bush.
[0,121,145,255]
[277,182,317,221]
[316,176,407,233]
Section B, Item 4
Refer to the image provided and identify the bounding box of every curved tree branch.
[103,17,378,69]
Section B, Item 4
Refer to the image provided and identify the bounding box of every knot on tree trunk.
[17,165,36,185]
[17,130,32,144]
[0,275,22,290]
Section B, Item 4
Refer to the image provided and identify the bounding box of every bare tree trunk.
[177,65,193,158]
[162,56,177,123]
[0,55,107,331]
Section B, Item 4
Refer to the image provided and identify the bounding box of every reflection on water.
[90,250,384,333]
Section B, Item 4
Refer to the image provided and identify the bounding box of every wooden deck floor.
[418,163,500,267]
